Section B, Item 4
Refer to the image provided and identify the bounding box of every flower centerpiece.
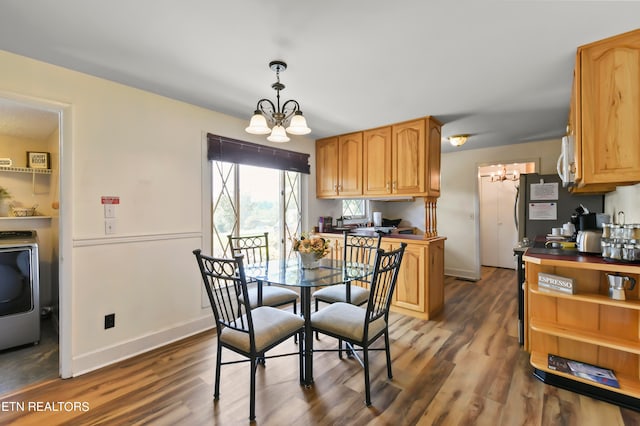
[292,232,331,269]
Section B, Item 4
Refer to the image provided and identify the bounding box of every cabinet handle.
[386,182,390,192]
[392,181,397,190]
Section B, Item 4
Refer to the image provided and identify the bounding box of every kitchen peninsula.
[523,250,640,409]
[319,231,446,320]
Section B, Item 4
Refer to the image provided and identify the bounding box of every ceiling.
[0,1,639,152]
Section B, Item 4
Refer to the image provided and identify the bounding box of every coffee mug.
[563,222,576,236]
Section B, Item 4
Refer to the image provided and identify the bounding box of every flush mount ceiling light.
[245,60,311,143]
[449,134,469,147]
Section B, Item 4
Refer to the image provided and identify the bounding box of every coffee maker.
[570,205,598,233]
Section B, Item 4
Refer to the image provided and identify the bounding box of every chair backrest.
[193,249,255,341]
[364,243,407,327]
[228,232,269,266]
[343,232,382,266]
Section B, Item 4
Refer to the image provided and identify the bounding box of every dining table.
[243,256,374,386]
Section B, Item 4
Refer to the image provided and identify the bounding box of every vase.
[0,200,8,217]
[298,251,321,270]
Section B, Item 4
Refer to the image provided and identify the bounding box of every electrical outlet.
[104,313,115,329]
[105,219,116,234]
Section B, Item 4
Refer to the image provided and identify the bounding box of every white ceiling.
[0,1,639,152]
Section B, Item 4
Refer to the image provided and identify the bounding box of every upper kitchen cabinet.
[316,132,363,198]
[572,29,640,189]
[392,119,426,195]
[319,116,441,199]
[363,126,392,195]
[363,117,441,197]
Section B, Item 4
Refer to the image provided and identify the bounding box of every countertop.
[522,243,640,273]
[318,231,445,242]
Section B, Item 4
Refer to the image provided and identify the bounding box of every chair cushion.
[313,284,369,306]
[310,302,386,343]
[240,285,299,308]
[220,306,304,353]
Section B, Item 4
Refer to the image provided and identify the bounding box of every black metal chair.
[313,232,382,309]
[228,232,299,313]
[193,249,304,422]
[310,243,406,406]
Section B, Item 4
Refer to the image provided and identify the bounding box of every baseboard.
[71,315,213,376]
[445,267,480,281]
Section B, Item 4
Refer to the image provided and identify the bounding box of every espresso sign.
[538,272,575,294]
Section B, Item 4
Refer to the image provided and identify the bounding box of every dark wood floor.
[1,267,639,425]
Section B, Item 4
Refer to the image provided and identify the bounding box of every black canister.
[578,213,597,231]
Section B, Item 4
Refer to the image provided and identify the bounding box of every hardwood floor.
[2,267,639,425]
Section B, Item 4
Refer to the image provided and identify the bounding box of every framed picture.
[27,151,50,169]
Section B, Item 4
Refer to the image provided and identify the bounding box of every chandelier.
[245,60,311,143]
[490,166,520,182]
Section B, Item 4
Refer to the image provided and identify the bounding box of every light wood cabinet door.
[392,119,426,195]
[426,118,442,197]
[363,126,392,195]
[316,137,339,197]
[578,29,640,185]
[337,132,363,197]
[390,242,426,313]
[426,238,445,315]
[319,234,343,260]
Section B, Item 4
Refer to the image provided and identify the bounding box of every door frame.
[0,90,73,378]
[475,159,538,272]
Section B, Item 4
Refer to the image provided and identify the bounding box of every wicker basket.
[10,204,38,217]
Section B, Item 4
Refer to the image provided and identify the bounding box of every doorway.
[478,162,535,269]
[0,94,68,394]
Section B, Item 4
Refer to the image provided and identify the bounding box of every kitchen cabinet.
[388,236,444,319]
[320,233,344,261]
[362,126,392,195]
[570,28,640,191]
[317,233,446,320]
[315,132,362,198]
[361,117,441,197]
[317,116,442,199]
[524,252,640,405]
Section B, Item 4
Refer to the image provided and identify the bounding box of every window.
[211,162,301,261]
[342,199,367,218]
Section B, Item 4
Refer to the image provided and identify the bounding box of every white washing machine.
[0,230,40,350]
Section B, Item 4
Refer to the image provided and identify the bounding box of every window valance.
[207,133,310,174]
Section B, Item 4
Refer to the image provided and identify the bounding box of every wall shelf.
[0,166,52,175]
[0,216,53,220]
[0,166,52,195]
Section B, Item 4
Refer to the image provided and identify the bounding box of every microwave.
[557,135,575,187]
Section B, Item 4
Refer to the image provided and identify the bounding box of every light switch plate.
[104,204,115,218]
[105,219,116,234]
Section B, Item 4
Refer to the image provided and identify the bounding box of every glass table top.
[243,258,374,288]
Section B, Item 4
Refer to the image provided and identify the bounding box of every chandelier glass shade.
[245,60,311,143]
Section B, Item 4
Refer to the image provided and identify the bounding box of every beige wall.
[604,184,640,224]
[440,139,561,279]
[0,50,314,375]
[3,47,638,376]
